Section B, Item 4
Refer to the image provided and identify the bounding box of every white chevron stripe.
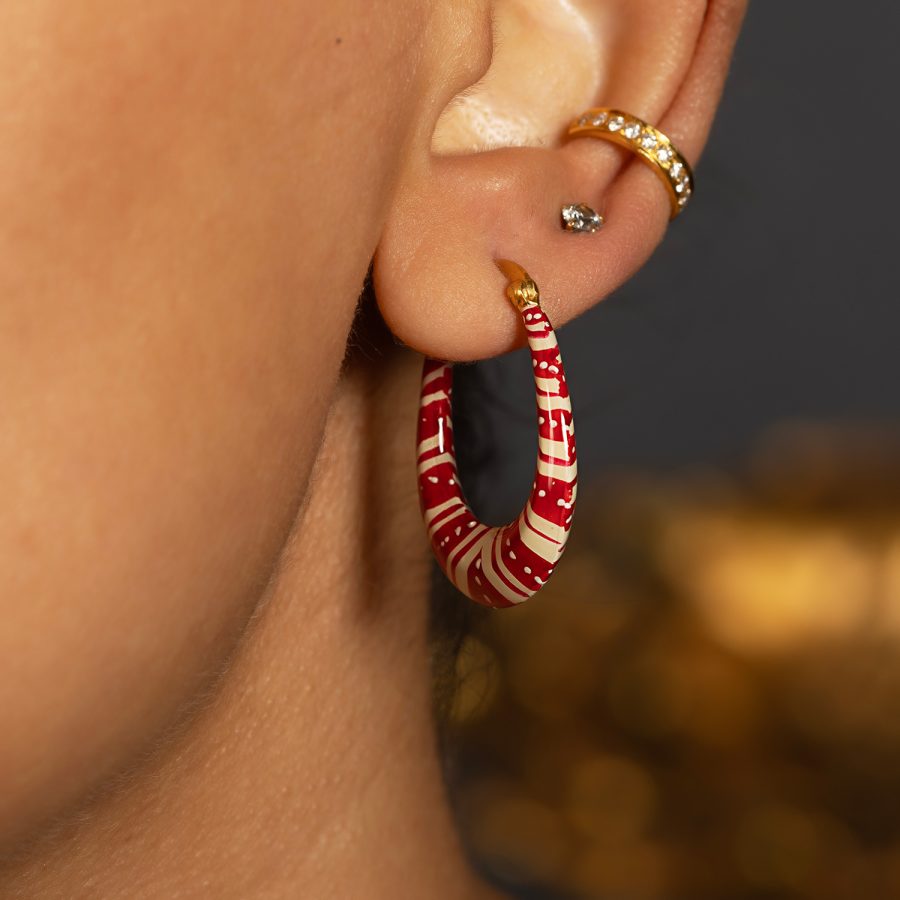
[526,501,569,544]
[451,526,491,588]
[416,434,445,457]
[421,367,445,389]
[517,513,561,562]
[428,504,468,539]
[534,377,561,394]
[480,539,529,602]
[420,389,449,407]
[492,534,534,598]
[417,451,455,476]
[424,497,460,526]
[536,394,572,412]
[537,456,577,481]
[447,520,488,565]
[538,435,572,459]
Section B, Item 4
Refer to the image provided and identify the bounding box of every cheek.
[0,0,426,847]
[0,323,332,850]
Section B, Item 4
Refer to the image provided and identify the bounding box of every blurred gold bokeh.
[442,426,900,899]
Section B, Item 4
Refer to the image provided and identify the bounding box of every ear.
[373,0,747,362]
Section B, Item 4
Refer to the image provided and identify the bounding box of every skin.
[0,0,746,895]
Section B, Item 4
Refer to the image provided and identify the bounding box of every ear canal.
[431,0,606,154]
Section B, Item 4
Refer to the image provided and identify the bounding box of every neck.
[2,347,498,899]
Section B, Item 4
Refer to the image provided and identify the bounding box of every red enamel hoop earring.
[416,260,577,608]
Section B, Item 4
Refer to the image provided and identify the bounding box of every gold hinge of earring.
[495,258,540,310]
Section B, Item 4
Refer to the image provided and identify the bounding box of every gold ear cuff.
[566,108,695,219]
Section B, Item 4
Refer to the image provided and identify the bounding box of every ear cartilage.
[566,107,694,219]
[561,203,604,233]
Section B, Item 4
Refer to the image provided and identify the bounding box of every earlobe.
[373,0,747,363]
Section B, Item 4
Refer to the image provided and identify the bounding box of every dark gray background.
[458,1,900,522]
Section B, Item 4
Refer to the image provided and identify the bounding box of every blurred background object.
[438,3,900,898]
[446,430,900,899]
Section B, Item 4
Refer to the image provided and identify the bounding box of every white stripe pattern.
[416,299,577,608]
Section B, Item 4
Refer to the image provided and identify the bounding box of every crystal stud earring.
[561,203,604,233]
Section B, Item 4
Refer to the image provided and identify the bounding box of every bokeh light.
[441,426,900,899]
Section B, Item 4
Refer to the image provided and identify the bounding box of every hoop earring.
[416,260,577,608]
